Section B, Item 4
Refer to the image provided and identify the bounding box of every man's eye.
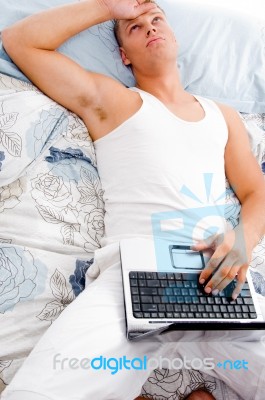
[153,17,161,23]
[130,25,139,32]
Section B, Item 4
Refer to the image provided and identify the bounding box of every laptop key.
[158,304,166,312]
[181,288,189,296]
[131,287,139,295]
[144,313,150,318]
[241,290,251,297]
[161,296,169,303]
[133,312,143,318]
[174,304,182,312]
[142,304,158,312]
[129,272,138,279]
[139,279,147,287]
[243,298,254,305]
[167,313,173,318]
[153,296,161,303]
[248,305,256,313]
[147,280,160,287]
[185,296,192,304]
[157,272,167,279]
[158,313,165,318]
[243,313,249,318]
[214,298,222,304]
[130,279,138,287]
[151,313,158,318]
[213,305,220,312]
[174,273,182,280]
[182,305,190,312]
[132,295,140,303]
[132,304,141,312]
[140,296,153,303]
[181,313,188,318]
[250,313,257,319]
[140,288,157,296]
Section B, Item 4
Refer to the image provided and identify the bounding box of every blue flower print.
[69,258,94,297]
[0,151,5,171]
[0,246,47,313]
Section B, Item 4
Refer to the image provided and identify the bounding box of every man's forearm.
[3,0,111,51]
[238,190,265,260]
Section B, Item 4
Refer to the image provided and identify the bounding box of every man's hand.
[193,225,250,300]
[100,0,157,20]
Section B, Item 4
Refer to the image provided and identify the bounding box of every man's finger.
[205,263,239,294]
[199,247,225,284]
[231,267,248,300]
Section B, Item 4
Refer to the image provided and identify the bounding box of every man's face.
[117,7,177,71]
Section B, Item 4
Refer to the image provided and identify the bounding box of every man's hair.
[113,1,163,47]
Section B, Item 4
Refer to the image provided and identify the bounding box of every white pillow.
[0,0,265,113]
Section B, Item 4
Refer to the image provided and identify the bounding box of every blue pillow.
[0,0,264,113]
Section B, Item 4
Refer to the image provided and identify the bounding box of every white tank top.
[94,88,228,247]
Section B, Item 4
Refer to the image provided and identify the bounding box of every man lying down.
[2,0,265,399]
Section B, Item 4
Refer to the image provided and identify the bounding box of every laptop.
[119,237,265,340]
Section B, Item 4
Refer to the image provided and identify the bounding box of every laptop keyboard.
[129,271,257,320]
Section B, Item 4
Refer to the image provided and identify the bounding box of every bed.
[0,0,265,399]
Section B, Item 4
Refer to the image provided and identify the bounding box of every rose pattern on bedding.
[0,361,12,388]
[63,113,96,162]
[141,368,217,400]
[0,246,47,313]
[0,74,39,93]
[31,154,105,250]
[250,270,265,296]
[37,269,75,323]
[0,101,21,157]
[0,179,23,213]
[27,106,69,159]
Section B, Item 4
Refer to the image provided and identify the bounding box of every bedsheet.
[0,72,264,399]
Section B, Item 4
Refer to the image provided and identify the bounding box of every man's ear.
[119,47,131,66]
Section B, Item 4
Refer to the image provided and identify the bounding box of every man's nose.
[146,26,156,37]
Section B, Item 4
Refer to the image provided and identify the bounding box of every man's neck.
[134,67,190,104]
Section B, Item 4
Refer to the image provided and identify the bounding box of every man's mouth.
[146,37,165,47]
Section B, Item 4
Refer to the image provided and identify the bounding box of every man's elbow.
[1,27,17,58]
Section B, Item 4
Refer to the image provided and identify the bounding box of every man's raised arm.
[1,0,155,138]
